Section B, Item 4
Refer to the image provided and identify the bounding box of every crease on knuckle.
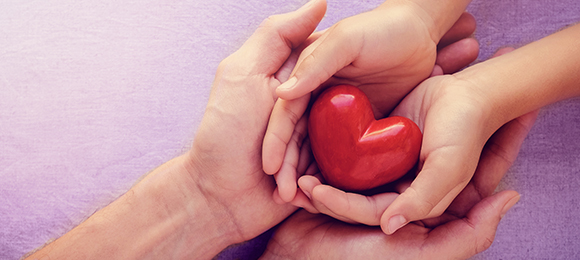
[281,103,301,127]
[406,187,438,218]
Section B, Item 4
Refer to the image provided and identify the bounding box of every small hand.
[296,48,538,235]
[263,11,479,203]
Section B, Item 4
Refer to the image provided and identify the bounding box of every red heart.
[308,85,422,192]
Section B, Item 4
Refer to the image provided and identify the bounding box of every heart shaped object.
[308,85,422,192]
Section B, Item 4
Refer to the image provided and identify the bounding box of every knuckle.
[281,104,301,126]
[259,14,284,31]
[290,129,306,148]
[405,187,438,218]
[269,129,290,147]
[476,236,495,254]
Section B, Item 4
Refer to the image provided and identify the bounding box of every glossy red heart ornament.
[308,85,422,192]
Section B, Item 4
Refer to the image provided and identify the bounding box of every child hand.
[263,11,478,203]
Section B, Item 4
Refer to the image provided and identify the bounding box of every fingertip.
[459,12,477,34]
[430,64,444,77]
[491,47,516,58]
[436,37,479,74]
[382,215,408,235]
[297,175,321,199]
[275,76,298,97]
[438,12,477,49]
[276,171,298,203]
[500,192,520,218]
[291,190,319,213]
[262,135,284,175]
[272,188,286,205]
[466,190,520,225]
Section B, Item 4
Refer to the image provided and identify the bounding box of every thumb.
[275,17,361,100]
[235,0,327,75]
[423,190,520,259]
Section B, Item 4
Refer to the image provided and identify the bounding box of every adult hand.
[261,62,538,258]
[262,9,479,203]
[262,191,521,260]
[188,0,326,244]
[23,2,333,259]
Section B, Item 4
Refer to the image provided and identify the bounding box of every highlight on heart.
[308,85,422,192]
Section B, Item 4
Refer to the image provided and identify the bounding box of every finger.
[430,64,444,77]
[381,46,518,234]
[438,12,476,49]
[492,47,516,57]
[274,115,309,202]
[298,176,357,223]
[448,110,538,215]
[236,0,327,75]
[262,95,311,174]
[422,110,537,227]
[276,30,328,83]
[436,38,479,74]
[442,47,531,218]
[474,110,538,197]
[275,23,361,100]
[422,190,520,259]
[314,186,399,226]
[380,135,481,234]
[296,138,313,175]
[288,189,320,214]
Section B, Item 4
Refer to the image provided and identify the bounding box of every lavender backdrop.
[1,0,579,259]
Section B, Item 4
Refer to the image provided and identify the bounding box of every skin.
[264,10,479,204]
[24,2,327,259]
[292,48,537,225]
[262,0,473,197]
[262,0,580,236]
[262,62,538,257]
[23,1,533,259]
[261,0,481,236]
[284,20,580,237]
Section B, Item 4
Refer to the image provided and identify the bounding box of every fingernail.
[500,194,521,218]
[302,189,312,200]
[387,215,407,234]
[277,76,297,91]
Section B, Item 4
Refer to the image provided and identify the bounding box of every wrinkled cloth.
[0,1,579,259]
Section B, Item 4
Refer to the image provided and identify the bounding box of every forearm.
[378,0,472,42]
[25,154,236,260]
[457,23,580,129]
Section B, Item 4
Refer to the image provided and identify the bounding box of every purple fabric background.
[1,0,579,259]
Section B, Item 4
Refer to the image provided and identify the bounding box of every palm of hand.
[387,75,493,218]
[263,198,502,260]
[263,95,537,258]
[186,0,330,239]
[191,63,295,241]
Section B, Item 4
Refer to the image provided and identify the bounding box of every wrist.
[379,0,471,42]
[26,154,238,260]
[136,153,241,258]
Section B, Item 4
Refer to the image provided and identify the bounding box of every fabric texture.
[0,0,579,259]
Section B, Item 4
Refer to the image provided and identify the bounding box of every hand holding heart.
[295,48,537,236]
[262,9,479,206]
[261,48,537,260]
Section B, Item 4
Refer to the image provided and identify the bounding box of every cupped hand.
[187,0,327,243]
[263,10,479,203]
[296,47,538,234]
[261,189,521,260]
